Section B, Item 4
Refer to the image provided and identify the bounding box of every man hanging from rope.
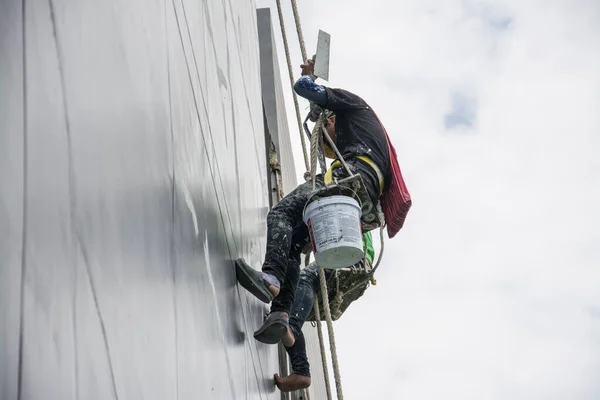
[273,231,375,392]
[235,58,405,344]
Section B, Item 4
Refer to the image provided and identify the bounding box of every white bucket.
[303,195,363,269]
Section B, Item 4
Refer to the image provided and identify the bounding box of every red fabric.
[377,118,412,238]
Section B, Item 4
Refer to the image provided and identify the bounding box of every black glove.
[308,101,323,122]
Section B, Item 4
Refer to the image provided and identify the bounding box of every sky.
[257,0,600,399]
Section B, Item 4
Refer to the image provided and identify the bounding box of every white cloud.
[257,0,600,398]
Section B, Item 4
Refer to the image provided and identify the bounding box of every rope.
[330,271,344,320]
[305,94,357,400]
[309,115,325,190]
[371,203,387,273]
[320,125,353,176]
[274,0,310,172]
[280,3,346,397]
[318,132,328,173]
[313,295,333,400]
[319,268,344,399]
[372,221,386,273]
[307,251,333,400]
[290,0,308,61]
[336,207,387,299]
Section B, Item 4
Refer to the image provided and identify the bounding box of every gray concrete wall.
[0,0,279,399]
[257,8,298,195]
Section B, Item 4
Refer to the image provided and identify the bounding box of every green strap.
[362,231,375,264]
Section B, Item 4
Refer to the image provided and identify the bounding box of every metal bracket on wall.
[269,143,285,203]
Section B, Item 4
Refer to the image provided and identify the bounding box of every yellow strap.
[323,161,339,185]
[323,142,336,159]
[324,156,384,195]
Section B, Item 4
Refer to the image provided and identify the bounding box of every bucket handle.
[302,187,363,220]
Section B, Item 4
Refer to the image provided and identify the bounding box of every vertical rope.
[309,116,324,190]
[372,204,386,271]
[275,0,310,172]
[318,132,327,173]
[280,2,348,398]
[289,0,308,61]
[319,268,344,399]
[373,226,385,270]
[313,295,333,400]
[320,125,353,176]
[306,252,332,400]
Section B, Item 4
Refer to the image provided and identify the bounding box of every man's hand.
[300,59,315,76]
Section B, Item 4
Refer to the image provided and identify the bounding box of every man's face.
[326,115,336,142]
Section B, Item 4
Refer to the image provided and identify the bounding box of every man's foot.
[282,326,295,348]
[274,373,311,392]
[235,259,280,303]
[254,312,289,344]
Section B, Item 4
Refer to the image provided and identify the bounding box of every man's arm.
[293,59,368,113]
[293,75,327,105]
[293,60,327,106]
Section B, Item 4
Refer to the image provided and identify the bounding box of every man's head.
[324,111,336,142]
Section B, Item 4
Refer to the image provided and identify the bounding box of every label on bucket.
[308,205,362,250]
